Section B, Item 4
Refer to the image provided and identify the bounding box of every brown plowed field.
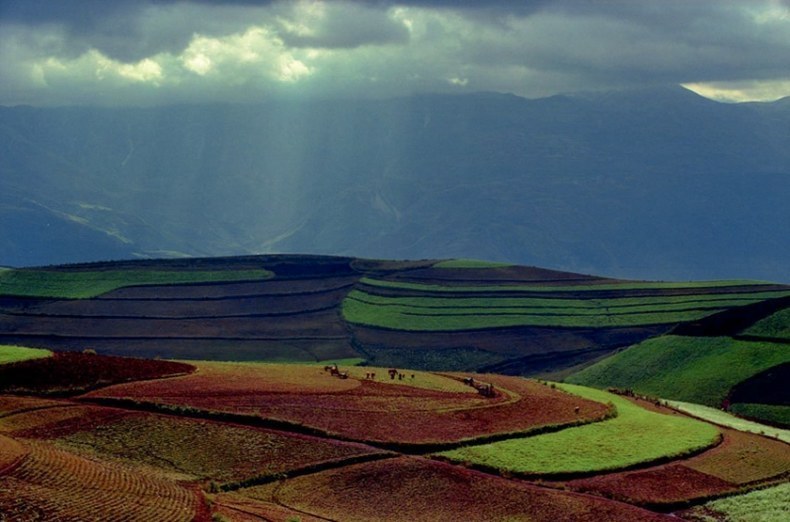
[566,426,790,507]
[0,440,199,522]
[0,352,194,395]
[238,457,673,521]
[86,366,610,446]
[214,494,328,522]
[0,434,27,474]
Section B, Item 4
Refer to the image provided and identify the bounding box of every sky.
[1,0,789,106]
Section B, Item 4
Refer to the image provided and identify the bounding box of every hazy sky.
[1,0,789,106]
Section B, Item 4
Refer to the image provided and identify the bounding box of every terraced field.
[234,457,673,522]
[0,255,364,362]
[1,356,787,520]
[85,363,610,447]
[438,384,721,477]
[1,255,789,520]
[0,345,51,365]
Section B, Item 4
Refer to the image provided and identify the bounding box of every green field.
[359,276,774,293]
[666,400,790,443]
[0,268,274,298]
[437,383,719,476]
[433,259,514,268]
[343,289,788,330]
[567,336,790,407]
[686,482,790,522]
[0,345,52,365]
[728,403,790,430]
[745,307,790,339]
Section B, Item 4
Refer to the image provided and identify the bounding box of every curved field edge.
[433,259,514,268]
[682,482,790,522]
[436,383,721,478]
[0,345,52,365]
[342,290,790,330]
[233,457,673,522]
[728,403,790,430]
[0,268,274,298]
[358,276,777,293]
[566,336,790,407]
[665,400,790,443]
[745,307,790,339]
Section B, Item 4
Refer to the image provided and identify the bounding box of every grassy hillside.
[344,283,789,330]
[0,268,274,298]
[745,307,790,339]
[566,336,790,407]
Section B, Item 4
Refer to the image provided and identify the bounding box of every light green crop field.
[343,289,788,330]
[566,336,790,407]
[686,482,790,522]
[666,400,790,443]
[437,383,719,476]
[359,276,775,293]
[0,345,52,365]
[728,403,790,431]
[745,307,790,340]
[0,268,274,298]
[433,259,514,268]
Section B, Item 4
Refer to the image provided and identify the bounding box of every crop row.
[237,457,671,522]
[0,268,274,298]
[0,440,198,521]
[437,384,720,477]
[85,364,610,446]
[57,411,385,484]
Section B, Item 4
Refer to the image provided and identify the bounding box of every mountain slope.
[2,87,789,281]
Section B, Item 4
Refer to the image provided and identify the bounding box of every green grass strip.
[727,403,790,432]
[350,289,788,309]
[745,307,790,340]
[360,276,775,293]
[433,259,513,269]
[666,400,790,443]
[690,482,790,522]
[567,336,790,407]
[0,345,52,365]
[437,383,720,476]
[0,268,274,298]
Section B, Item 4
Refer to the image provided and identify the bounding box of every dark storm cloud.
[1,0,789,105]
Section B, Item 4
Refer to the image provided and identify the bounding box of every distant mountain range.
[2,86,789,281]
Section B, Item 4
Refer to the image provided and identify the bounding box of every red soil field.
[238,457,673,522]
[566,426,790,506]
[86,366,610,445]
[0,395,65,416]
[0,404,138,439]
[0,439,201,522]
[0,351,195,395]
[46,408,387,484]
[0,434,27,474]
[214,494,330,522]
[567,464,737,507]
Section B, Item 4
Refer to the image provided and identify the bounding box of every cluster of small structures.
[462,376,497,398]
[387,368,414,381]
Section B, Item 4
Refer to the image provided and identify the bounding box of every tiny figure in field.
[574,406,580,414]
[411,374,415,379]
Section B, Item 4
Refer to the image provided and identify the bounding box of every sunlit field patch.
[438,384,720,476]
[0,345,51,365]
[85,364,610,446]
